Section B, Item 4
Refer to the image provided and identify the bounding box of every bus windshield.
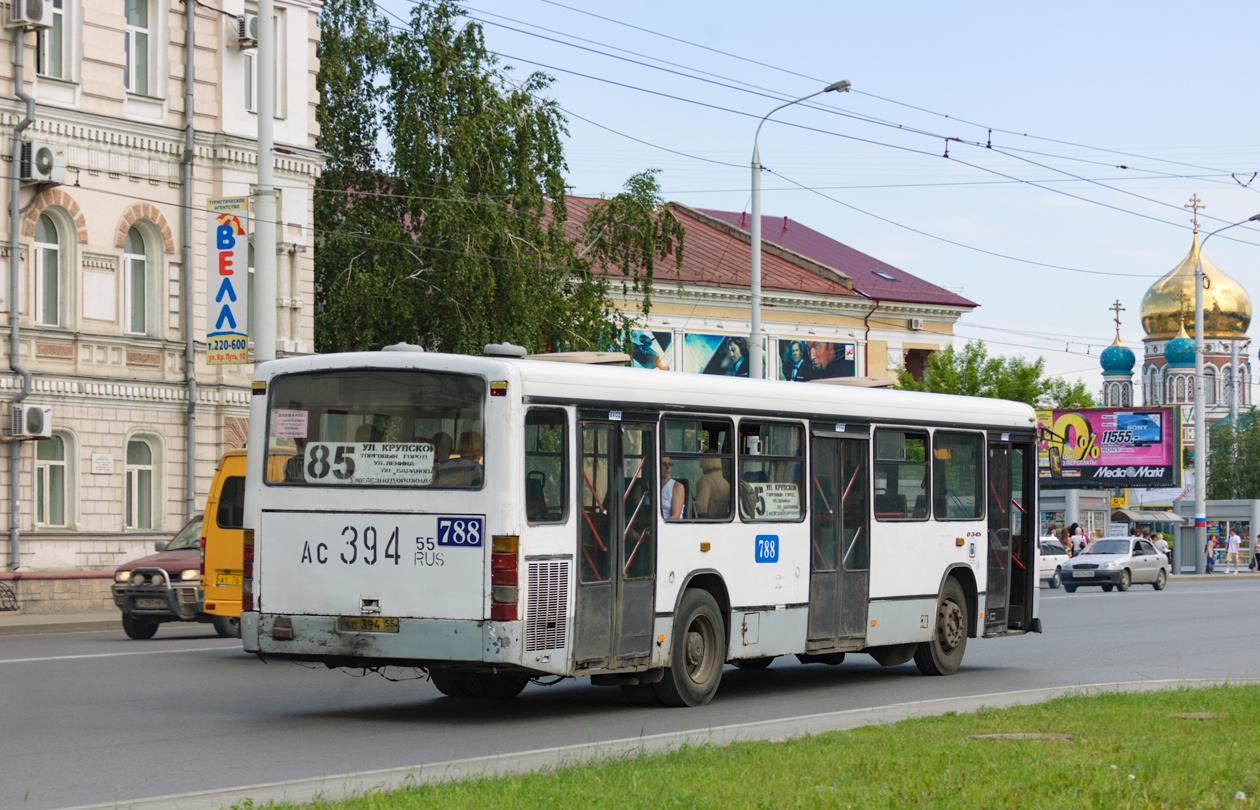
[265,369,485,488]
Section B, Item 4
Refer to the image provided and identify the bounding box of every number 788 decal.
[437,517,484,547]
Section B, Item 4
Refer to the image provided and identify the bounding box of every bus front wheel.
[655,589,725,707]
[914,577,968,676]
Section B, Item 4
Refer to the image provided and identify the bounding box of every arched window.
[1205,367,1216,405]
[124,227,147,334]
[125,439,153,530]
[35,435,66,527]
[34,214,59,325]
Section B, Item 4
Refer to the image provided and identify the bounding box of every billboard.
[206,196,249,365]
[1036,406,1181,488]
[630,329,672,371]
[779,338,856,382]
[684,334,749,377]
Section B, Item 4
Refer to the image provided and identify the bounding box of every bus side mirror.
[1048,447,1062,480]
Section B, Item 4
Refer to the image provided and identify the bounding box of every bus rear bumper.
[243,612,523,667]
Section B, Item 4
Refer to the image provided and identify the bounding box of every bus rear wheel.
[465,672,529,700]
[428,668,472,698]
[212,616,240,638]
[655,589,724,707]
[914,578,968,676]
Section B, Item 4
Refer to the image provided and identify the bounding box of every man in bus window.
[438,431,483,487]
[283,438,308,483]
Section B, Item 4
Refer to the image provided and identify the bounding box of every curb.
[0,612,122,636]
[51,677,1260,810]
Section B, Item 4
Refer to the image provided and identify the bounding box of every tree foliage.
[1207,413,1260,499]
[897,340,1095,408]
[313,0,681,354]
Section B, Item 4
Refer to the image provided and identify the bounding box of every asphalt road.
[4,579,1259,810]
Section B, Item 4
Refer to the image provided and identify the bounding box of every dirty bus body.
[242,350,1040,706]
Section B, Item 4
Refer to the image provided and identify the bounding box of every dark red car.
[111,516,228,639]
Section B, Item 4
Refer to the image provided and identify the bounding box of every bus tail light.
[490,535,518,621]
[242,528,255,612]
[199,536,207,576]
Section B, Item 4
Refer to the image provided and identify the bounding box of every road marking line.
[51,677,1260,810]
[0,646,239,664]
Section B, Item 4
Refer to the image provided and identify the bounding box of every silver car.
[1061,536,1170,592]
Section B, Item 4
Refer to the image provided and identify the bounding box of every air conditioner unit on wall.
[235,14,259,48]
[10,404,52,439]
[20,141,65,186]
[909,318,925,331]
[6,0,52,30]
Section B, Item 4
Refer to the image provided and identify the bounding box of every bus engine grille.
[525,561,569,652]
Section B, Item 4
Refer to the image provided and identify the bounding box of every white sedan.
[1039,537,1069,589]
[1061,537,1170,593]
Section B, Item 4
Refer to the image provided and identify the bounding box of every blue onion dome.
[1100,335,1135,374]
[1165,322,1195,367]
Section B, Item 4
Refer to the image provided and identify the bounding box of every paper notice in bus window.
[749,482,800,520]
[275,410,309,438]
[303,442,435,486]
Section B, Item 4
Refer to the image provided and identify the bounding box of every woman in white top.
[660,457,685,520]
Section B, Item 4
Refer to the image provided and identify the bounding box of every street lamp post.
[1193,212,1260,573]
[749,80,851,379]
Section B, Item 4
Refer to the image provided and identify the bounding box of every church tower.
[1139,196,1252,424]
[1100,300,1135,407]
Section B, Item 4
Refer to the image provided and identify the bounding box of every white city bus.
[241,346,1040,706]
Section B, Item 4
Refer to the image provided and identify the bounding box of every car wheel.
[1101,584,1114,592]
[1153,569,1167,591]
[1049,568,1062,589]
[121,614,159,640]
[1117,570,1131,592]
[212,615,240,639]
[653,588,725,707]
[914,577,968,676]
[1063,584,1077,593]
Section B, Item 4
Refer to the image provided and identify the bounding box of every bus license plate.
[337,616,399,633]
[1074,571,1094,578]
[135,598,166,609]
[216,574,242,587]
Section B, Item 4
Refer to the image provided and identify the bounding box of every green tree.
[313,0,681,354]
[897,340,1095,408]
[1207,412,1260,499]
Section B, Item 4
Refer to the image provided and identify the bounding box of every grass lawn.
[243,684,1260,810]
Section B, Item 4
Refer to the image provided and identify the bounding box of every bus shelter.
[1110,507,1184,548]
[1173,500,1260,574]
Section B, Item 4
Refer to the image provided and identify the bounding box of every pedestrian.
[1226,528,1242,574]
[1070,523,1088,555]
[1206,536,1218,574]
[1251,534,1260,571]
[1153,532,1170,563]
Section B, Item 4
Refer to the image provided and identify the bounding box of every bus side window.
[525,409,569,524]
[873,430,930,521]
[660,417,734,522]
[736,421,804,522]
[932,432,984,520]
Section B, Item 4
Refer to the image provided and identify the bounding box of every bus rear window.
[265,370,484,488]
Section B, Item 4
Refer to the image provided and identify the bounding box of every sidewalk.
[1,572,1255,637]
[0,609,121,636]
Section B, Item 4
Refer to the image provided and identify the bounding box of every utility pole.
[254,0,277,362]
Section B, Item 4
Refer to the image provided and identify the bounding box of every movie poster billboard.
[630,329,672,370]
[778,339,856,382]
[1036,406,1181,488]
[684,333,749,376]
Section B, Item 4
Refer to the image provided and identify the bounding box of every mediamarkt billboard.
[1036,406,1182,488]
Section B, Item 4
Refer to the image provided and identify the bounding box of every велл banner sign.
[206,196,249,365]
[1036,406,1182,488]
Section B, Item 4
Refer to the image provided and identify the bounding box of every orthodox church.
[1100,203,1252,449]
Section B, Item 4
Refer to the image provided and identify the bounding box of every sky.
[374,0,1260,397]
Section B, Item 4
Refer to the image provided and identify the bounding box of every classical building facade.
[0,0,321,574]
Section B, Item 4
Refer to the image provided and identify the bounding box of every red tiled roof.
[695,207,977,308]
[563,196,857,298]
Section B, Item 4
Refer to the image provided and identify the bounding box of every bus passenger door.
[807,432,871,649]
[985,438,1037,635]
[574,419,658,670]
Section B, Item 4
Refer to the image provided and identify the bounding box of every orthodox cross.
[1185,194,1205,233]
[1110,299,1124,338]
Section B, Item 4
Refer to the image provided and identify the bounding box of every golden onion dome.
[1141,233,1251,339]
